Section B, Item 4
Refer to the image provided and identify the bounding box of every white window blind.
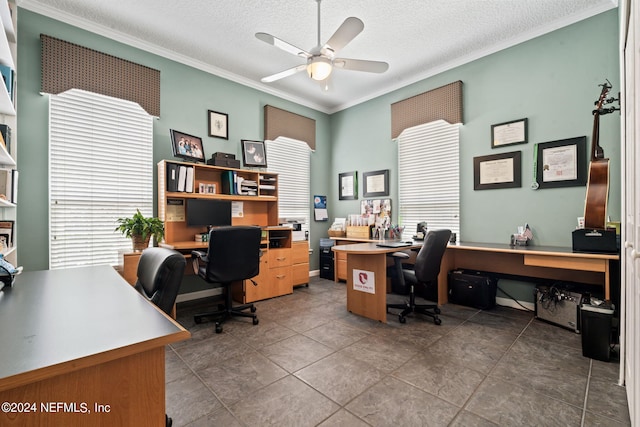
[397,120,460,240]
[49,89,154,269]
[266,137,311,235]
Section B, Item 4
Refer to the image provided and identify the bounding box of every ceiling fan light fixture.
[307,56,333,81]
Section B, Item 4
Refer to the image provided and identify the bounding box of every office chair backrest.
[414,229,451,284]
[204,226,262,283]
[135,247,186,315]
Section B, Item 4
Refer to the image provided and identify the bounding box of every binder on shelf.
[166,163,179,192]
[221,170,235,195]
[177,165,187,192]
[185,166,194,193]
[0,65,13,104]
[10,169,16,204]
[0,124,11,152]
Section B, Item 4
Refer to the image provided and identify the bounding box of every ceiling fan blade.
[322,17,364,55]
[261,64,307,83]
[255,32,311,58]
[334,58,389,73]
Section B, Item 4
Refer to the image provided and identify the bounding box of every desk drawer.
[269,248,292,267]
[524,254,607,272]
[269,265,293,296]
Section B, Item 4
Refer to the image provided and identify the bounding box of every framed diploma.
[473,151,522,190]
[362,169,389,197]
[491,118,527,148]
[339,171,358,200]
[535,136,586,189]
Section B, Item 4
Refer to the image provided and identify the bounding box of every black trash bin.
[581,303,615,362]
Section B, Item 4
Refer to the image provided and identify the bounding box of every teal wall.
[330,10,620,246]
[329,10,619,302]
[16,9,619,300]
[16,9,332,284]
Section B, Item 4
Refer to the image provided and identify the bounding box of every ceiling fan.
[255,0,389,87]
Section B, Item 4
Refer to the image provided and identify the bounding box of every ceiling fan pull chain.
[316,0,322,47]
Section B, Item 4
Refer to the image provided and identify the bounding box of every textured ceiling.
[19,0,617,113]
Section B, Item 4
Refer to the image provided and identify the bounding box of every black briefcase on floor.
[447,269,497,309]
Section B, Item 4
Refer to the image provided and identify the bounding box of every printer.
[279,218,308,241]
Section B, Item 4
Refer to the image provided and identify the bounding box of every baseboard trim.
[496,296,535,311]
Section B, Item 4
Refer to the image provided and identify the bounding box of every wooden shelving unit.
[0,1,16,265]
[158,159,307,302]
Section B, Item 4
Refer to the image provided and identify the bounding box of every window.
[397,120,460,240]
[49,89,154,269]
[265,137,311,236]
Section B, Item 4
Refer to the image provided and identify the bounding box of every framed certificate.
[362,169,389,197]
[491,118,527,148]
[339,171,357,200]
[535,136,586,189]
[473,151,522,190]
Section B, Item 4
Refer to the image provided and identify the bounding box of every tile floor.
[165,276,630,426]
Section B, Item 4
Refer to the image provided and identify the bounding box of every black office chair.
[133,247,186,427]
[191,225,262,333]
[134,247,186,316]
[386,229,451,325]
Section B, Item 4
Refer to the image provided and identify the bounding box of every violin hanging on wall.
[583,80,618,230]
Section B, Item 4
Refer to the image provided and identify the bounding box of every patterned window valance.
[391,80,463,139]
[41,35,160,117]
[264,105,316,150]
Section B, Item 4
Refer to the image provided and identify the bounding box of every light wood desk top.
[332,240,619,322]
[0,265,190,392]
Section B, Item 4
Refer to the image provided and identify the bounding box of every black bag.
[447,269,497,309]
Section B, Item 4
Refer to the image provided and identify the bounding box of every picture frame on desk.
[169,129,205,163]
[535,136,586,189]
[241,140,267,167]
[208,110,228,139]
[473,151,521,190]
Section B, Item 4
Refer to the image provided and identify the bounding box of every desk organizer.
[346,226,371,239]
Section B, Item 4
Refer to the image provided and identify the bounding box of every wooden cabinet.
[292,241,310,286]
[117,250,142,285]
[233,228,294,303]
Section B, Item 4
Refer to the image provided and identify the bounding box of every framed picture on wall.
[491,118,528,148]
[535,136,586,189]
[208,110,228,139]
[339,171,357,200]
[362,169,389,197]
[473,151,522,190]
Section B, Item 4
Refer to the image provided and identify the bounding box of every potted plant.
[115,209,164,251]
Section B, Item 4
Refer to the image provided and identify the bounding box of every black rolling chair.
[134,247,186,316]
[191,225,262,333]
[386,229,451,325]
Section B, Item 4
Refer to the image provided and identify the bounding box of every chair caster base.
[252,317,259,325]
[215,322,223,334]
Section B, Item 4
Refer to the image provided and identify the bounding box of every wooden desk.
[332,241,619,323]
[0,266,190,426]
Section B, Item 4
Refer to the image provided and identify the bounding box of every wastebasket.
[581,303,615,362]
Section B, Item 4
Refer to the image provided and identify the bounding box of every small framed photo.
[339,171,358,200]
[241,140,267,167]
[208,110,228,139]
[362,169,389,197]
[535,136,587,189]
[473,151,522,190]
[491,118,528,148]
[169,129,205,163]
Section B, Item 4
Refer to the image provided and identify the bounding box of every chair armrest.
[386,251,410,260]
[191,250,207,261]
[191,250,208,275]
